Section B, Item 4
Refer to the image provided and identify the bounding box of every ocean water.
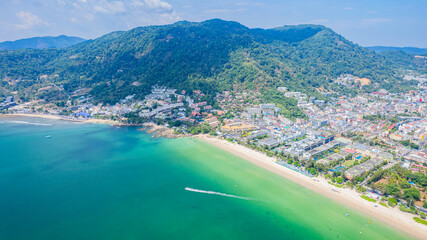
[0,117,412,240]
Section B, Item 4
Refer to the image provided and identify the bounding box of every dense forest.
[0,19,425,105]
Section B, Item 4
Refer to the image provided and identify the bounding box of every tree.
[403,187,420,202]
[399,181,411,189]
[385,184,401,198]
[337,176,343,184]
[356,185,366,193]
[400,140,410,146]
[388,197,398,207]
[308,168,316,175]
[410,142,419,150]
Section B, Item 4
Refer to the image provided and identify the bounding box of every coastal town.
[2,75,427,225]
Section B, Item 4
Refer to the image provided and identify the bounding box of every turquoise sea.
[0,117,412,240]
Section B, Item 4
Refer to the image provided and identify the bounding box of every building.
[345,158,383,179]
[312,119,329,128]
[335,137,352,146]
[247,130,268,140]
[305,141,339,159]
[258,138,280,149]
[247,108,262,117]
[260,104,275,109]
[405,153,427,165]
[314,100,326,106]
[221,122,256,133]
[389,133,403,141]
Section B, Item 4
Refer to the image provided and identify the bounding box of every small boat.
[152,135,156,139]
[45,135,51,138]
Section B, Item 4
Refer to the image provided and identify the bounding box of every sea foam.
[9,121,53,126]
[185,187,253,200]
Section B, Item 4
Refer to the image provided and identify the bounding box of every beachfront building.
[344,158,383,180]
[246,130,268,140]
[258,138,280,149]
[303,141,339,160]
[221,122,257,133]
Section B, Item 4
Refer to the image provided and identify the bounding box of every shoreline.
[0,113,122,126]
[195,134,426,240]
[141,122,187,138]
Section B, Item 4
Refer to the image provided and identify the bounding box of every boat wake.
[185,187,253,200]
[9,121,52,126]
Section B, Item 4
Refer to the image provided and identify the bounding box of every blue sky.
[0,0,426,47]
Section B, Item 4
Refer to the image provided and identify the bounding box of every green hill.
[0,19,425,104]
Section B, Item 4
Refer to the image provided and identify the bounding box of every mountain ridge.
[0,19,425,105]
[367,46,427,55]
[0,35,86,50]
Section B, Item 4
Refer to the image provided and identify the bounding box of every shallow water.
[0,117,411,239]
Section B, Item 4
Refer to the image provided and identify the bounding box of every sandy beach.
[0,113,121,126]
[196,134,426,240]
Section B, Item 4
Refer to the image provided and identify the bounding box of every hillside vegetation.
[0,19,425,104]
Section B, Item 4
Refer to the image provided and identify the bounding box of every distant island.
[0,35,86,50]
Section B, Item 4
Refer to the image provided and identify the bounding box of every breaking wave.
[185,187,253,200]
[9,121,52,126]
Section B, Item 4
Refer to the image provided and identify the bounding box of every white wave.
[185,187,253,200]
[9,120,52,126]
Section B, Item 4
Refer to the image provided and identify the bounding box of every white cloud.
[94,1,127,14]
[2,0,179,41]
[130,0,172,10]
[131,0,144,7]
[144,0,172,10]
[15,11,49,29]
[158,11,180,23]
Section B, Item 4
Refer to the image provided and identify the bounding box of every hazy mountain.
[0,35,86,50]
[0,19,425,105]
[367,46,427,55]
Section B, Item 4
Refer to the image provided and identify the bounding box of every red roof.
[387,123,397,130]
[343,149,357,154]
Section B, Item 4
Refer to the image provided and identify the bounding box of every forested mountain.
[0,19,425,104]
[367,46,427,55]
[0,35,86,50]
